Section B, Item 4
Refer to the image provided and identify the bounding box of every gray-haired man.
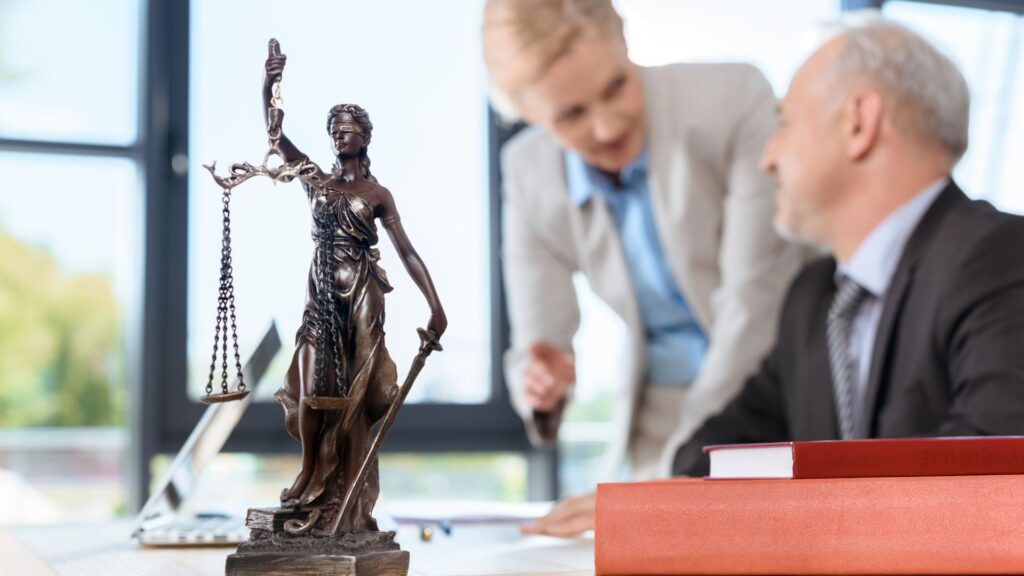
[671,18,1024,475]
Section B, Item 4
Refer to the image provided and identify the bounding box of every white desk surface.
[1,520,594,576]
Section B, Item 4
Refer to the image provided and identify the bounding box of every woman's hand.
[522,341,575,412]
[521,492,595,538]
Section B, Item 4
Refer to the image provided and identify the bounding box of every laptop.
[131,323,282,547]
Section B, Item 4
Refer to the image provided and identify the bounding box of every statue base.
[225,506,408,576]
[226,550,408,576]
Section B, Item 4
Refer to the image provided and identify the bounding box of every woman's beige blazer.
[501,62,808,477]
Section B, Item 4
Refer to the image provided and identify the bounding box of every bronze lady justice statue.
[259,42,447,535]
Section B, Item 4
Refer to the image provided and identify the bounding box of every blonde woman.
[484,0,805,535]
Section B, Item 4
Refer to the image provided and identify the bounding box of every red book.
[595,475,1024,575]
[704,436,1024,479]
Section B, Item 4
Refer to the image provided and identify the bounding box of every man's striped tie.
[826,276,870,440]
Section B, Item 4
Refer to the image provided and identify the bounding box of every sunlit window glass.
[187,0,490,405]
[618,0,841,94]
[157,452,528,516]
[883,1,1024,214]
[0,153,141,521]
[0,0,140,144]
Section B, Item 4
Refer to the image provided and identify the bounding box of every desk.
[1,521,594,576]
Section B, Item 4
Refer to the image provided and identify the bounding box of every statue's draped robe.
[276,180,398,533]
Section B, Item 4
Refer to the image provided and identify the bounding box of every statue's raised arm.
[262,39,306,165]
[204,39,323,190]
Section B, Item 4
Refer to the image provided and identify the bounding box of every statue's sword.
[329,328,443,536]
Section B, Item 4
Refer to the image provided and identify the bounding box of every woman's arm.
[376,188,447,338]
[500,141,580,447]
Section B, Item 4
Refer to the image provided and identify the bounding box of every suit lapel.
[860,263,916,437]
[641,67,711,331]
[570,184,645,380]
[860,181,967,436]
[574,197,641,328]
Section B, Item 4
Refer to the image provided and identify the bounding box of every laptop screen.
[134,323,281,533]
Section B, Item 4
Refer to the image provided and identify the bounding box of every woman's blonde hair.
[482,0,625,120]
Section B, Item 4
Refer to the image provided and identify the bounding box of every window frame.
[8,0,1013,512]
[842,0,1024,16]
[135,0,1024,509]
[0,0,148,510]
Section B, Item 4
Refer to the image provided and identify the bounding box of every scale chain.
[206,187,246,397]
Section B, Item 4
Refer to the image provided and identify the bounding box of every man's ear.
[842,88,884,161]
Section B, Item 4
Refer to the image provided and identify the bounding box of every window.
[0,0,143,522]
[619,0,842,94]
[11,1,1006,518]
[158,452,529,518]
[882,1,1024,214]
[141,0,537,507]
[187,1,491,405]
[0,0,140,144]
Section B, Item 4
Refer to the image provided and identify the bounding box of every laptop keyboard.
[138,513,248,546]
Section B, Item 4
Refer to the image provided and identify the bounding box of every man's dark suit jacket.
[673,181,1024,476]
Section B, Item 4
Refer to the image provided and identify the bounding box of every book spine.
[792,440,1024,478]
[595,476,1024,575]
